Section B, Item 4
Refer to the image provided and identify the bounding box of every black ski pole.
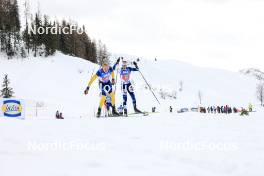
[138,70,161,105]
[114,58,120,94]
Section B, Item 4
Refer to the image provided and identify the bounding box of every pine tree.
[42,15,57,56]
[20,47,26,58]
[256,82,264,106]
[97,40,110,65]
[1,74,14,98]
[0,0,103,64]
[32,12,42,57]
[10,0,20,31]
[0,0,21,58]
[0,0,3,31]
[23,0,30,54]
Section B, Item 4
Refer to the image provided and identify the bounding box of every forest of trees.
[0,0,21,59]
[0,0,109,64]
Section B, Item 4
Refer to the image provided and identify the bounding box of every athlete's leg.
[127,83,136,106]
[104,83,119,116]
[96,82,107,117]
[99,96,106,109]
[122,84,128,116]
[96,95,106,117]
[122,84,128,109]
[109,92,115,106]
[127,83,142,113]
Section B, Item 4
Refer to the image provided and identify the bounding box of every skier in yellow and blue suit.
[84,62,120,117]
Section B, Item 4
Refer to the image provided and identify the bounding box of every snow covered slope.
[0,53,259,118]
[1,53,264,176]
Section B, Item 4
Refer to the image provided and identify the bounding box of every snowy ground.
[1,112,264,176]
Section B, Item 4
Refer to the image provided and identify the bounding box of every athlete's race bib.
[120,68,131,83]
[121,75,130,82]
[99,71,111,83]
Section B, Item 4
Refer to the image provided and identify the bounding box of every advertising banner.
[0,99,25,119]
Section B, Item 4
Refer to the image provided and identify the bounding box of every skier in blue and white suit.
[113,58,142,116]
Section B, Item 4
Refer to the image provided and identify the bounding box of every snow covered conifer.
[198,90,202,105]
[97,40,110,65]
[1,74,14,98]
[179,81,183,92]
[256,82,264,106]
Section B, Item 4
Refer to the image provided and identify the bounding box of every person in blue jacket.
[114,58,142,116]
[84,62,119,117]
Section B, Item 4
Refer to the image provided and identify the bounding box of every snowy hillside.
[1,53,264,176]
[240,68,264,81]
[0,53,259,118]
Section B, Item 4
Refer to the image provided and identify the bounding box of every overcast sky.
[21,0,264,71]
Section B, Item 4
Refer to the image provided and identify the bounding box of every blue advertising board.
[0,99,25,119]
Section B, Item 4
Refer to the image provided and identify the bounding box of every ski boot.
[124,109,128,117]
[118,110,123,116]
[96,108,102,118]
[134,105,142,114]
[112,106,120,117]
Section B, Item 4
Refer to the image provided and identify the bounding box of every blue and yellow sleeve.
[88,74,98,87]
[110,67,115,79]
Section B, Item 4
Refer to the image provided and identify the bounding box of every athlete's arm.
[132,61,139,71]
[84,71,100,95]
[88,74,98,87]
[88,70,101,87]
[110,67,116,85]
[113,58,121,70]
[84,74,98,95]
[113,62,118,70]
[129,67,139,71]
[111,69,115,79]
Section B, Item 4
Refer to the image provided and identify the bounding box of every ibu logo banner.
[0,99,25,119]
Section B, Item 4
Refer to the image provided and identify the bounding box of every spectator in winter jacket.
[56,111,64,119]
[225,105,229,114]
[213,106,217,113]
[152,107,156,113]
[233,107,238,113]
[200,107,206,113]
[221,106,224,113]
[217,106,221,113]
[207,107,210,113]
[210,106,213,113]
[170,106,173,113]
[56,111,60,119]
[59,113,64,119]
